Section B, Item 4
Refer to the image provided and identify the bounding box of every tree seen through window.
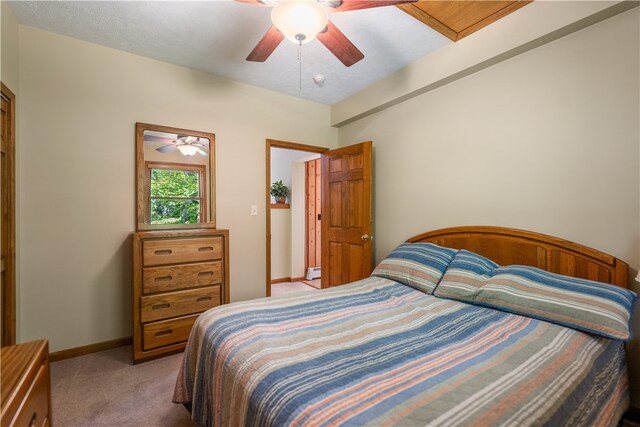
[149,166,204,224]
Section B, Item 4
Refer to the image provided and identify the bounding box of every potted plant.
[270,180,288,204]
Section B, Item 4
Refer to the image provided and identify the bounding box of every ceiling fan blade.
[235,0,269,5]
[332,0,416,12]
[317,21,364,67]
[198,149,208,156]
[156,145,178,153]
[247,26,285,62]
[144,135,176,144]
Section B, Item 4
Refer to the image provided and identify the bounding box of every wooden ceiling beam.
[397,0,533,42]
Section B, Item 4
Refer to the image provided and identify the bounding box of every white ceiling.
[8,0,450,104]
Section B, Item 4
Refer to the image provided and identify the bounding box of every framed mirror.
[136,123,216,230]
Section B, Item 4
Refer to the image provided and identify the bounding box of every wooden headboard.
[407,226,629,288]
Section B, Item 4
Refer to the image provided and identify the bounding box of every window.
[146,162,206,225]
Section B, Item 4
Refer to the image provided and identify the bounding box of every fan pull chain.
[298,41,302,91]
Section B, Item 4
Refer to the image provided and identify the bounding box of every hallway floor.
[271,281,317,296]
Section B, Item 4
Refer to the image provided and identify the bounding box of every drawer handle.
[155,249,172,255]
[155,329,173,337]
[29,412,37,427]
[196,296,212,303]
[198,271,214,277]
[198,246,214,252]
[155,275,172,282]
[152,303,171,310]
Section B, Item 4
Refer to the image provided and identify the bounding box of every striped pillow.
[436,250,637,340]
[478,266,636,340]
[434,250,498,300]
[371,243,457,294]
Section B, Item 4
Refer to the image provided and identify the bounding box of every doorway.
[1,82,16,346]
[266,140,328,297]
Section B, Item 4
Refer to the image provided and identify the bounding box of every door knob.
[361,234,371,241]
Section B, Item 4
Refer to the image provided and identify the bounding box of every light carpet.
[50,345,195,426]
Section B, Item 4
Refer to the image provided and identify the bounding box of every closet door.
[305,158,321,270]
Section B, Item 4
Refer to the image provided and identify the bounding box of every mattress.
[173,276,630,427]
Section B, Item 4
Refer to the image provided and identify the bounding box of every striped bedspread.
[173,277,630,427]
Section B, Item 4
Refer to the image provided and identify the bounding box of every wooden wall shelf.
[271,203,290,209]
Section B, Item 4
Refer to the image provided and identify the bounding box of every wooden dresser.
[133,229,229,363]
[0,340,52,427]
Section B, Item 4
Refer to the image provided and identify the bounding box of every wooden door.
[321,141,373,288]
[305,158,321,270]
[1,83,16,346]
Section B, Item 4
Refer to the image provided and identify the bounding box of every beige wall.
[17,25,337,352]
[331,1,633,126]
[339,9,640,405]
[270,209,291,280]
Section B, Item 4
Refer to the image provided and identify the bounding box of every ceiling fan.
[239,0,417,67]
[144,134,208,157]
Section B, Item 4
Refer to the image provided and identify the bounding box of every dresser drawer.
[142,237,222,267]
[140,286,221,323]
[143,261,222,294]
[143,314,199,351]
[10,363,49,427]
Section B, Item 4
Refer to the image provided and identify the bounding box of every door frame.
[265,139,328,297]
[1,82,16,346]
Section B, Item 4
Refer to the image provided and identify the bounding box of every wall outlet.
[251,205,258,216]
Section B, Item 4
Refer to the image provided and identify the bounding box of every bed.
[174,226,636,427]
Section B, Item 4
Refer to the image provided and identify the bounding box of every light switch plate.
[251,205,258,216]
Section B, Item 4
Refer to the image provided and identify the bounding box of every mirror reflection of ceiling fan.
[239,0,416,67]
[144,134,209,157]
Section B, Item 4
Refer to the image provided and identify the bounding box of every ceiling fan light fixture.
[271,0,328,44]
[177,144,199,156]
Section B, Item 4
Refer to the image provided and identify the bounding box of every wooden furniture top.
[0,340,48,410]
[134,228,228,239]
[407,226,629,288]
